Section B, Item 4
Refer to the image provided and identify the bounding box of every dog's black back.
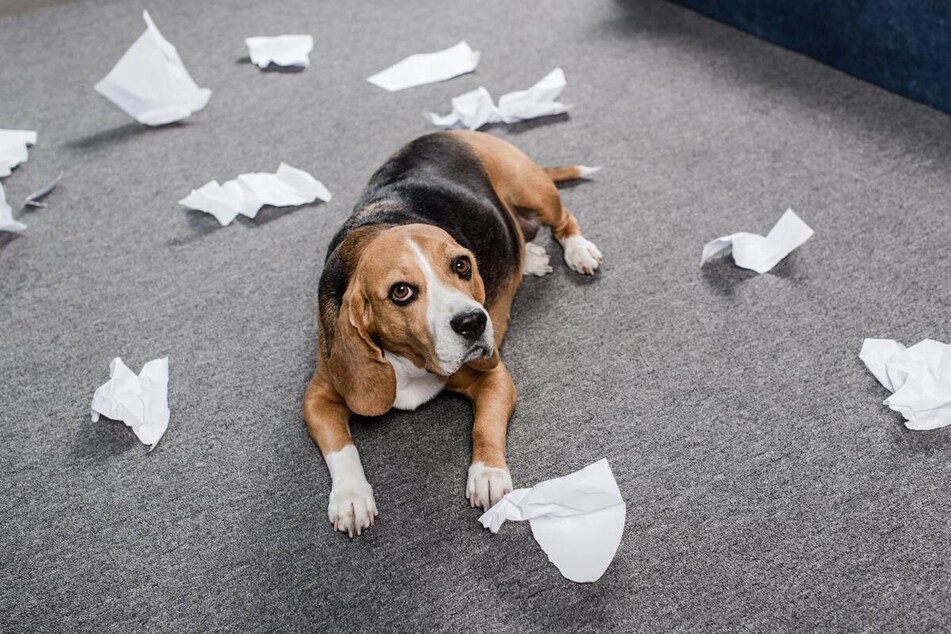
[323,133,522,308]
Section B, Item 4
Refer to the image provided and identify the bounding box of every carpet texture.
[2,0,950,631]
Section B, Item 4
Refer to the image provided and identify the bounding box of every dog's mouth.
[425,342,492,376]
[463,344,491,363]
[431,344,490,376]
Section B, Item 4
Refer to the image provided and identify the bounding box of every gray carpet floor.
[2,0,950,631]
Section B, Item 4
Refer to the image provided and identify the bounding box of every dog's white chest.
[384,352,446,411]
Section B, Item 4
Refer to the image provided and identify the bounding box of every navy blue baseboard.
[667,0,951,114]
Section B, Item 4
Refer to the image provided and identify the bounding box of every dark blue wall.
[667,0,951,114]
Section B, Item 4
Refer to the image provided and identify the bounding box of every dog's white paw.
[523,242,553,277]
[466,462,513,511]
[328,483,377,538]
[560,235,603,275]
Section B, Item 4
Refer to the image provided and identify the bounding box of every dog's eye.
[453,256,472,280]
[389,283,416,305]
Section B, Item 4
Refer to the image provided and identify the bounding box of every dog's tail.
[543,165,603,183]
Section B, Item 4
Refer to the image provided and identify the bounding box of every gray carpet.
[2,0,950,631]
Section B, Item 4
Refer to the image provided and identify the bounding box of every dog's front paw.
[467,462,513,511]
[561,235,603,275]
[328,483,377,538]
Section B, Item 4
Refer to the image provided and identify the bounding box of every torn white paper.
[425,86,499,130]
[860,338,951,430]
[700,209,814,274]
[95,11,211,126]
[179,163,332,226]
[497,68,568,123]
[90,357,170,449]
[367,41,480,92]
[24,172,63,208]
[245,35,313,68]
[425,68,568,130]
[479,459,625,583]
[0,129,37,177]
[0,182,27,233]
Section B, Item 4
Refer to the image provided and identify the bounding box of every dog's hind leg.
[523,242,553,276]
[538,167,604,275]
[510,171,602,275]
[450,130,603,275]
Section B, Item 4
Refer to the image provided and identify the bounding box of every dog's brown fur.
[303,131,600,536]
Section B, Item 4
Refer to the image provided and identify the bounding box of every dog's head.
[320,223,498,415]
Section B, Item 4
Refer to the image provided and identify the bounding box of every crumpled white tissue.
[367,41,480,92]
[0,129,37,177]
[0,182,27,233]
[426,87,499,130]
[94,10,211,126]
[90,357,170,449]
[425,68,568,130]
[860,338,951,430]
[479,459,625,583]
[701,208,814,274]
[497,68,568,123]
[245,35,314,68]
[179,162,332,226]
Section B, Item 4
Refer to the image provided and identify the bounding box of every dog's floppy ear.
[326,280,396,416]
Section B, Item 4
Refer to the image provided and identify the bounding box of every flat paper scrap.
[367,41,480,92]
[24,172,64,208]
[425,68,568,130]
[179,162,331,226]
[95,10,211,126]
[0,182,27,233]
[479,459,625,583]
[860,338,951,430]
[91,357,170,449]
[245,35,313,68]
[701,208,814,274]
[0,129,37,177]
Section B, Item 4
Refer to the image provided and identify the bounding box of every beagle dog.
[303,131,602,536]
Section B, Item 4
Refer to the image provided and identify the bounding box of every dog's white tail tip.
[577,165,603,178]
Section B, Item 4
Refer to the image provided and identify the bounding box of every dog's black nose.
[450,310,487,341]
